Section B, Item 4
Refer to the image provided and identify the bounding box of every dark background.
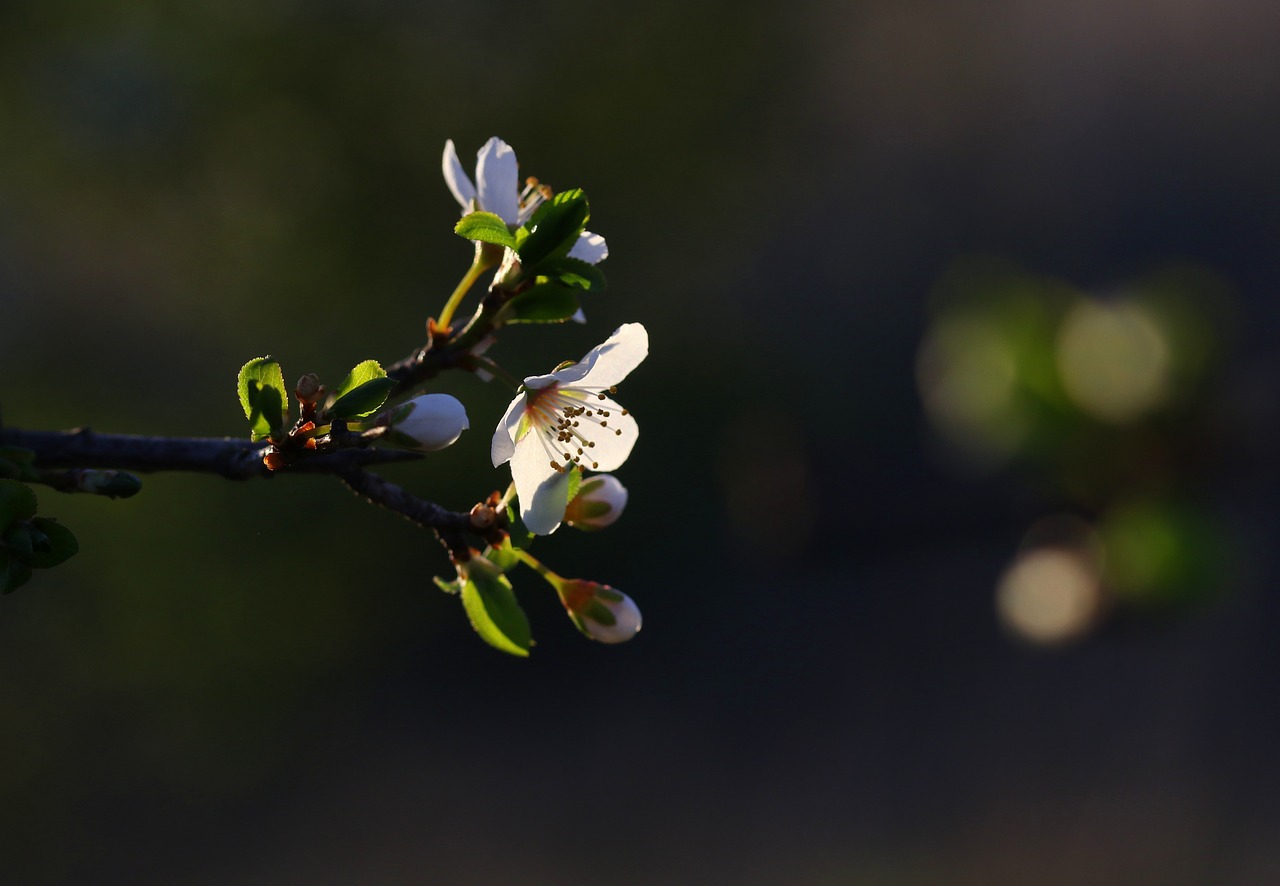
[2,2,1279,883]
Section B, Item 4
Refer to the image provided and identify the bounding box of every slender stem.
[437,256,492,331]
[513,547,561,584]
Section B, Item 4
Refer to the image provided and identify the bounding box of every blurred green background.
[2,1,1280,883]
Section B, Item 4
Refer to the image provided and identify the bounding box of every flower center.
[525,383,629,474]
[518,177,553,225]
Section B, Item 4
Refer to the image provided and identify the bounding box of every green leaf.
[484,537,521,573]
[516,189,589,271]
[237,357,289,439]
[503,282,581,325]
[26,518,78,569]
[454,211,518,249]
[332,359,387,402]
[0,479,38,531]
[538,257,607,293]
[0,549,32,594]
[329,377,397,420]
[3,524,34,562]
[461,560,531,657]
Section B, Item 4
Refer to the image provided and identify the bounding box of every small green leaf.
[4,524,34,562]
[516,189,589,271]
[0,549,32,594]
[332,359,387,402]
[538,257,606,293]
[461,560,531,657]
[237,357,289,438]
[503,282,581,325]
[455,211,518,249]
[26,518,78,569]
[0,479,38,531]
[484,537,521,573]
[329,377,398,420]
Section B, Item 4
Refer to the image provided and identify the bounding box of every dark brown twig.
[0,428,422,480]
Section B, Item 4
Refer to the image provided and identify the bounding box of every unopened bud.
[564,474,628,531]
[490,246,523,291]
[558,579,642,644]
[389,394,469,451]
[75,470,143,499]
[295,373,324,405]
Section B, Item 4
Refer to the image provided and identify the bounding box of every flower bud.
[390,394,469,451]
[491,246,523,291]
[558,578,642,644]
[564,474,628,531]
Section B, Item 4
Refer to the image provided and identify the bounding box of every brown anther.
[538,184,553,198]
[469,503,496,529]
[598,393,607,400]
[262,451,287,471]
[525,176,539,188]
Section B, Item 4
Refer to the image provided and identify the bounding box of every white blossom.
[491,323,647,535]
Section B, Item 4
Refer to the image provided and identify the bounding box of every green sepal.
[461,559,531,657]
[503,282,581,324]
[575,500,613,521]
[515,189,589,271]
[0,479,38,531]
[565,467,584,505]
[433,575,463,595]
[0,549,32,594]
[583,598,617,627]
[237,357,289,439]
[25,518,78,569]
[329,377,397,420]
[537,257,606,293]
[455,211,518,249]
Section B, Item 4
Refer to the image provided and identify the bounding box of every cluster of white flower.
[410,137,647,648]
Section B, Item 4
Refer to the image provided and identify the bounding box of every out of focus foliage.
[919,262,1234,642]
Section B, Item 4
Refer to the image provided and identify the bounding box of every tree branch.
[338,468,483,559]
[0,428,422,480]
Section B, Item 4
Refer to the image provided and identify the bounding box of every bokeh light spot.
[1056,298,1171,424]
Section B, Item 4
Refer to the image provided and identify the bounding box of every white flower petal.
[571,322,649,390]
[510,433,570,535]
[490,393,526,467]
[475,137,520,226]
[569,308,587,324]
[574,396,637,472]
[442,139,476,211]
[567,231,608,264]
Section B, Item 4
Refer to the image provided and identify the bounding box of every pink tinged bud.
[559,579,642,644]
[564,474,628,531]
[392,394,469,451]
